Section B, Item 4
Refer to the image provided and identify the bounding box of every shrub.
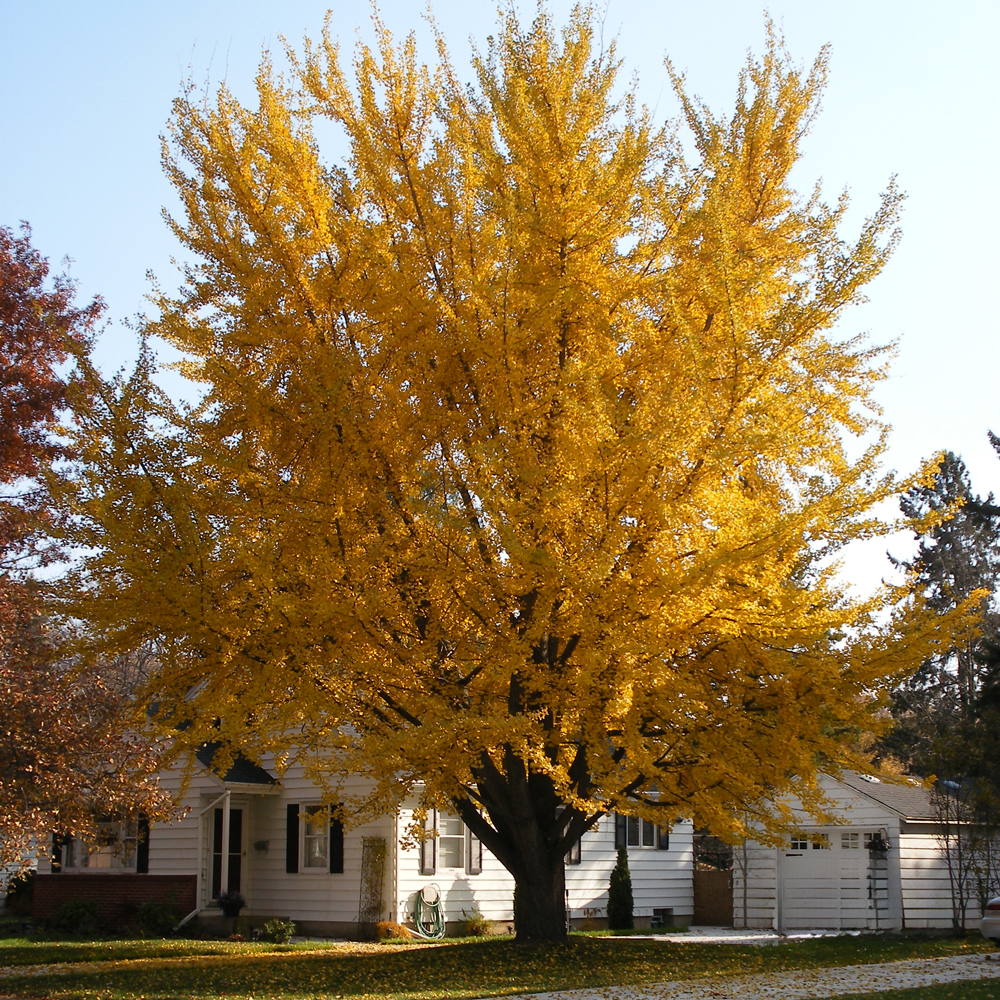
[458,907,491,937]
[137,900,177,936]
[4,870,34,917]
[260,917,297,943]
[52,898,99,936]
[375,920,413,941]
[607,846,633,930]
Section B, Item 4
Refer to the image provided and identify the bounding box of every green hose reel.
[411,883,446,939]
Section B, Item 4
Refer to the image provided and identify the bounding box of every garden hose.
[411,883,446,939]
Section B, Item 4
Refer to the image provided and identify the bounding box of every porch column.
[220,790,232,895]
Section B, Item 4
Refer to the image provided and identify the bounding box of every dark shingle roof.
[838,772,936,822]
[195,742,277,786]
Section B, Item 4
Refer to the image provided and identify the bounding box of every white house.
[33,746,694,934]
[734,772,970,932]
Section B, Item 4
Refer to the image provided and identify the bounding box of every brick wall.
[32,874,197,928]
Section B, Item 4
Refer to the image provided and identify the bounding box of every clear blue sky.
[2,1,998,590]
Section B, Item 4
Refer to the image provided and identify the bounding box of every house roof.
[195,742,278,786]
[838,772,936,822]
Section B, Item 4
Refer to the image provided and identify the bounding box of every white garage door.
[781,831,872,930]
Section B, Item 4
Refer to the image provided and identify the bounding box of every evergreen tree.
[884,450,1000,775]
[607,846,633,930]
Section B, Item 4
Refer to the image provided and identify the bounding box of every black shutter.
[468,828,482,875]
[614,813,627,850]
[51,833,63,872]
[137,815,150,873]
[286,803,299,873]
[420,809,436,875]
[329,815,344,874]
[657,825,670,851]
[566,836,582,865]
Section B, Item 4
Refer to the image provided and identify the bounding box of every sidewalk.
[622,926,861,947]
[491,952,1000,1000]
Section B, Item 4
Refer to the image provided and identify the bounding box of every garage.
[780,829,887,930]
[736,773,956,931]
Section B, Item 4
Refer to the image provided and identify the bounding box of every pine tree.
[884,451,1000,775]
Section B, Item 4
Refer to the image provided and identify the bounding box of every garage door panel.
[781,831,875,930]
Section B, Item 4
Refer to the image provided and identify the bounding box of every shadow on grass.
[0,932,993,1000]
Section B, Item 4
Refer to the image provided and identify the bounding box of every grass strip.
[0,934,993,1000]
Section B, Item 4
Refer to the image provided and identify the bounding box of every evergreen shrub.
[607,846,633,929]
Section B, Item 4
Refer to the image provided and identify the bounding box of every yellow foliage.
[57,8,969,937]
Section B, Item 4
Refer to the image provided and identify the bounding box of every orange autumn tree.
[64,10,943,939]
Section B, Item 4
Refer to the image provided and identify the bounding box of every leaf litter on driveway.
[487,952,1000,1000]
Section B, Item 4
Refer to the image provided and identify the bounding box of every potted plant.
[217,889,246,919]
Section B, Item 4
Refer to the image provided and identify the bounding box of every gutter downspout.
[775,846,784,933]
[393,808,399,923]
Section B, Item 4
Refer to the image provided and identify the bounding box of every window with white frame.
[61,820,138,871]
[789,833,809,851]
[615,814,670,850]
[841,832,860,850]
[303,805,329,869]
[437,813,465,869]
[419,811,482,876]
[811,833,831,850]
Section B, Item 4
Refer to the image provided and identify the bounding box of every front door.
[211,807,243,898]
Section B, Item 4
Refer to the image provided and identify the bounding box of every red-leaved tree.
[0,224,173,873]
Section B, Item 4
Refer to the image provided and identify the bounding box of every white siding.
[149,765,219,881]
[898,832,980,930]
[244,765,393,925]
[395,804,515,925]
[394,807,693,927]
[566,816,693,925]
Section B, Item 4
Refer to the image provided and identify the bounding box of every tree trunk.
[453,739,592,943]
[514,850,567,942]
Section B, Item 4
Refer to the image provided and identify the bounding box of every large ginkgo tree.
[62,8,952,940]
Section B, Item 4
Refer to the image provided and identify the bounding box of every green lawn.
[0,936,344,967]
[0,933,993,1000]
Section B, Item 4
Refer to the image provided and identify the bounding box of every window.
[789,834,808,851]
[842,832,860,850]
[438,813,465,869]
[285,803,344,875]
[303,806,328,869]
[60,820,138,872]
[811,834,831,851]
[419,812,482,876]
[615,814,670,850]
